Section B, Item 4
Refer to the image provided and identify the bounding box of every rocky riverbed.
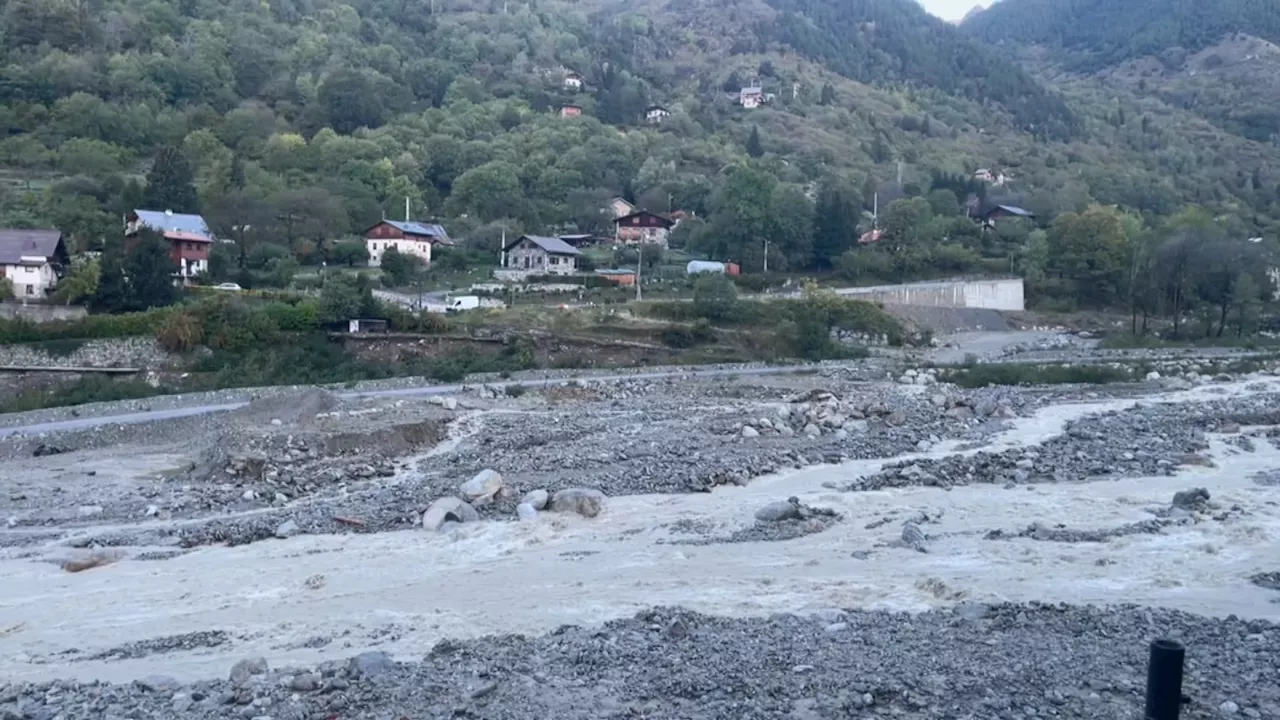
[4,604,1278,720]
[2,352,1279,718]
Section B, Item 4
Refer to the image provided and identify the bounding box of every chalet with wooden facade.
[126,209,213,281]
[364,220,451,267]
[980,205,1034,229]
[502,235,581,276]
[614,209,674,247]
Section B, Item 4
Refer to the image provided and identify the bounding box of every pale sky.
[918,0,990,22]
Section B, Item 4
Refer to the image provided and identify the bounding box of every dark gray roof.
[133,209,211,239]
[993,205,1034,217]
[384,220,449,239]
[0,229,63,265]
[507,235,581,255]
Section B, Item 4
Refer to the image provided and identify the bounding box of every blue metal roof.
[384,220,449,239]
[994,205,1034,217]
[133,209,211,239]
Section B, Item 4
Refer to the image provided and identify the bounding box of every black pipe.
[1145,638,1185,720]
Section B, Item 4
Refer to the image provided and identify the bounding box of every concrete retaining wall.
[832,278,1024,311]
[0,303,88,323]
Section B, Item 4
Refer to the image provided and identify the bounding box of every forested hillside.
[963,0,1280,71]
[758,0,1080,139]
[963,0,1280,166]
[0,0,1277,303]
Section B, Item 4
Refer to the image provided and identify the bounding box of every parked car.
[213,282,243,291]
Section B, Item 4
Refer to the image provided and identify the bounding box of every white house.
[739,86,765,109]
[0,229,68,300]
[563,71,584,91]
[973,168,1012,186]
[502,235,581,276]
[644,104,671,124]
[365,220,452,267]
[607,196,636,219]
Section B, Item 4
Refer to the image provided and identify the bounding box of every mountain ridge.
[963,0,1280,72]
[0,0,1274,269]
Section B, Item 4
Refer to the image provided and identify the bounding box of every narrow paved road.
[0,364,821,439]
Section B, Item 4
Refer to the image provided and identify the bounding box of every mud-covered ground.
[2,345,1279,719]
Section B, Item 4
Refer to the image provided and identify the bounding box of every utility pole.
[404,196,410,222]
[635,243,642,301]
[763,237,769,273]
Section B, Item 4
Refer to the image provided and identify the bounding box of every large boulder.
[348,651,394,677]
[1172,487,1210,511]
[755,498,803,523]
[549,488,606,518]
[460,469,504,502]
[229,656,269,685]
[422,497,481,531]
[522,488,550,510]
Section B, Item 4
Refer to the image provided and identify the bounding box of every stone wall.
[0,338,173,369]
[0,303,89,323]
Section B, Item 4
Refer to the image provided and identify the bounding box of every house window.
[25,284,33,295]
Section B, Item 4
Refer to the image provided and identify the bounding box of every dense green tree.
[320,274,375,323]
[123,231,179,310]
[91,247,129,313]
[331,240,371,267]
[767,184,815,270]
[705,165,777,264]
[379,247,424,286]
[51,259,99,305]
[318,70,390,135]
[746,126,764,158]
[446,161,526,223]
[142,147,198,214]
[1046,205,1133,309]
[691,274,740,322]
[812,178,861,269]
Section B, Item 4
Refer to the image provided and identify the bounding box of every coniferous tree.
[228,154,246,190]
[819,83,836,105]
[123,230,179,310]
[142,147,198,213]
[91,246,130,313]
[812,178,861,269]
[746,126,764,158]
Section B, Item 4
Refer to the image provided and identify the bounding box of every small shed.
[347,318,389,334]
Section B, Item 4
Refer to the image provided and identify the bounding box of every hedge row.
[0,306,175,344]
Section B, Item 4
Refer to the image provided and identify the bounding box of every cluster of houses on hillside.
[0,164,1037,303]
[552,67,672,125]
[498,197,676,277]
